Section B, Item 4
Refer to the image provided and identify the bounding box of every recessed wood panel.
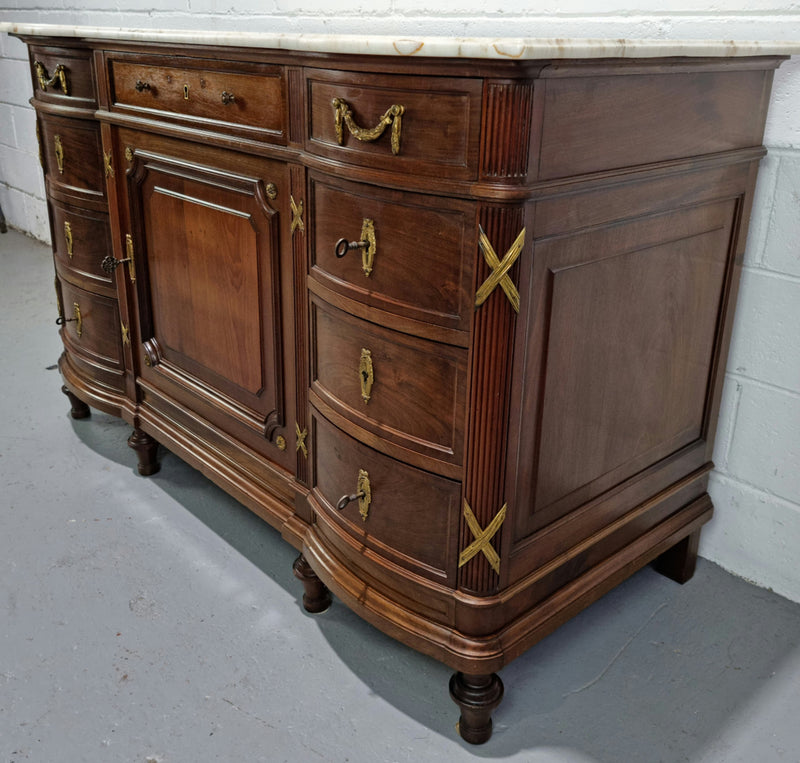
[129,150,283,438]
[511,198,738,538]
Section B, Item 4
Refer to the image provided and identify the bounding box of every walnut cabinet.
[17,31,786,743]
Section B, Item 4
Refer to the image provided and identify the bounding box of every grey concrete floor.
[1,226,799,763]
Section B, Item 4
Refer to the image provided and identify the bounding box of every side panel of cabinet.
[119,129,296,468]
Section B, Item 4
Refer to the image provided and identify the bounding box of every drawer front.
[311,298,466,470]
[39,115,105,199]
[56,278,124,374]
[30,44,95,107]
[51,200,114,293]
[311,413,460,581]
[309,172,474,336]
[306,69,482,179]
[110,57,286,137]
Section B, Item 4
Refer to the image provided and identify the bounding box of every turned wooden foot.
[449,671,504,745]
[61,385,90,419]
[653,528,701,584]
[127,428,161,476]
[293,554,332,614]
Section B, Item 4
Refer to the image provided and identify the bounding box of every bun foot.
[127,428,160,476]
[293,554,332,614]
[449,672,504,745]
[61,385,90,419]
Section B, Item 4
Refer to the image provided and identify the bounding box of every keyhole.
[183,84,189,100]
[361,370,369,383]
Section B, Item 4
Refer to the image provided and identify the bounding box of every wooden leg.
[449,671,504,745]
[293,554,332,614]
[653,528,701,584]
[127,428,160,476]
[61,385,90,419]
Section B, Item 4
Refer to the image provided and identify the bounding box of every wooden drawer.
[50,199,114,295]
[29,44,96,108]
[56,277,124,380]
[109,55,286,139]
[306,69,482,180]
[310,297,467,474]
[39,115,105,201]
[311,413,460,582]
[309,172,474,340]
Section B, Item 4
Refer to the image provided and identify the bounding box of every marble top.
[2,22,800,59]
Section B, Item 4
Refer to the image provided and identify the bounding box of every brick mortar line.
[709,471,800,511]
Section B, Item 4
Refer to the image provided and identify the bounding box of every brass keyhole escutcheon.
[334,218,376,277]
[183,84,190,100]
[359,348,373,403]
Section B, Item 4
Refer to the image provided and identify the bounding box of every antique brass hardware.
[265,183,278,200]
[331,97,404,155]
[290,196,304,234]
[458,500,507,575]
[336,469,372,521]
[221,90,235,105]
[295,422,308,458]
[183,84,190,100]
[56,302,82,338]
[64,221,73,259]
[34,61,69,95]
[101,234,136,282]
[120,321,131,347]
[334,218,376,277]
[475,225,525,313]
[134,80,151,92]
[54,134,64,175]
[359,348,374,404]
[36,121,44,168]
[125,146,134,163]
[276,435,287,451]
[104,151,114,178]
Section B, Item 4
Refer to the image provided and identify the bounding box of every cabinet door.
[126,142,291,455]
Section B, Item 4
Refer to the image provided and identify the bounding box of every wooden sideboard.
[16,30,786,743]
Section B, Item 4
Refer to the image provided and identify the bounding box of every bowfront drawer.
[56,277,125,390]
[51,200,114,295]
[39,115,105,201]
[29,44,96,107]
[310,297,467,474]
[311,413,459,582]
[309,172,474,341]
[306,69,482,179]
[109,56,286,140]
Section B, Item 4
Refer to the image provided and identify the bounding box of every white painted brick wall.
[0,1,799,602]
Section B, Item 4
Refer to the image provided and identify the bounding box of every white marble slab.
[2,22,800,59]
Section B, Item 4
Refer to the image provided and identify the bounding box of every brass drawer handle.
[359,348,373,403]
[56,302,82,338]
[34,61,69,95]
[54,134,64,175]
[64,221,73,259]
[334,218,376,277]
[221,90,235,105]
[332,97,404,155]
[134,80,151,92]
[336,469,372,521]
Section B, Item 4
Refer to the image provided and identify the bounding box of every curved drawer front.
[109,56,286,139]
[51,199,114,294]
[29,44,96,108]
[310,297,467,471]
[309,172,474,337]
[311,413,459,582]
[306,69,482,179]
[56,277,124,381]
[39,115,105,200]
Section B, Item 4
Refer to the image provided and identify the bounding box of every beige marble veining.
[2,22,800,58]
